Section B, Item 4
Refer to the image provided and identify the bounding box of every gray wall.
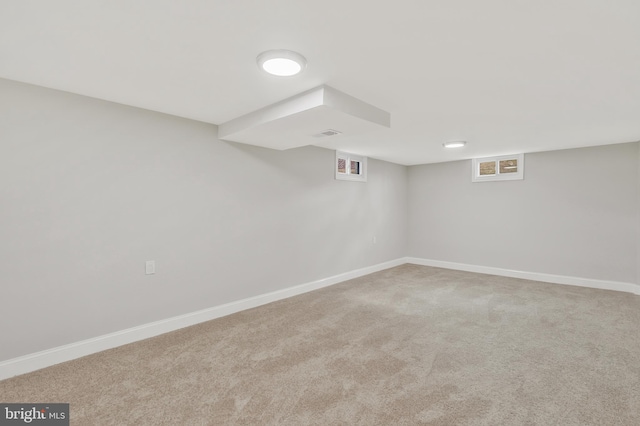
[2,76,638,363]
[0,79,408,361]
[408,142,639,284]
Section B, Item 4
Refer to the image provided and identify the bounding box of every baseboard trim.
[4,257,636,381]
[0,258,406,381]
[405,257,640,296]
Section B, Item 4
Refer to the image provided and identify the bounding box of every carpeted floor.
[2,264,640,425]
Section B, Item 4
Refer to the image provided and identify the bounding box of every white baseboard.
[405,257,640,296]
[3,257,636,381]
[0,258,406,381]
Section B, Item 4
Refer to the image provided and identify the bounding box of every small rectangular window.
[337,158,346,174]
[479,161,496,176]
[499,159,518,174]
[336,151,367,182]
[472,154,524,182]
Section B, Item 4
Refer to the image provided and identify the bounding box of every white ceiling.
[1,1,639,165]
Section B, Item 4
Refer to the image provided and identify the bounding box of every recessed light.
[443,141,467,148]
[257,50,307,76]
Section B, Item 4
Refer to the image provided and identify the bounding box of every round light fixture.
[443,141,467,148]
[257,50,307,76]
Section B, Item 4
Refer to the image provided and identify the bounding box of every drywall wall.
[0,79,408,361]
[408,142,639,284]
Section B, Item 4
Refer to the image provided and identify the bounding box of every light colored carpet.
[2,264,640,425]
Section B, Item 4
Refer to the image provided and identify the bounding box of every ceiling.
[1,1,639,165]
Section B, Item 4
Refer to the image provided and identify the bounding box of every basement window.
[472,154,524,182]
[336,151,367,182]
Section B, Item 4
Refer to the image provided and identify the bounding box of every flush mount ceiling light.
[257,50,307,76]
[443,140,467,148]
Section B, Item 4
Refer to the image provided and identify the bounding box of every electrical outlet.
[145,260,155,275]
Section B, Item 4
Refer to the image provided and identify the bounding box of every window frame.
[335,151,367,182]
[472,153,524,182]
